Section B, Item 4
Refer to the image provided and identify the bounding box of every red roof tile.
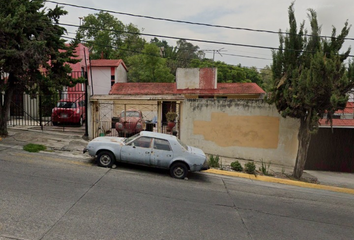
[109,82,265,95]
[319,119,354,128]
[90,59,127,70]
[336,102,354,114]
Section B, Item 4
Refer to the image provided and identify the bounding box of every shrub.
[208,155,220,168]
[259,159,272,176]
[23,143,46,152]
[230,161,243,172]
[244,161,256,174]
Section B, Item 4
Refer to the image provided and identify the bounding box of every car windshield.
[57,101,76,108]
[120,111,140,117]
[177,138,188,150]
[123,133,140,144]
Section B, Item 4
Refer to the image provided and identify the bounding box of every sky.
[45,0,354,70]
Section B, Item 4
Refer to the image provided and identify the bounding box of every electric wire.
[47,0,354,41]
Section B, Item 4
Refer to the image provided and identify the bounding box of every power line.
[61,35,269,69]
[60,22,354,58]
[47,0,354,41]
[60,22,279,51]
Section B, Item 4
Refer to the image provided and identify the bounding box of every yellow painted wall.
[180,99,299,168]
[194,113,279,149]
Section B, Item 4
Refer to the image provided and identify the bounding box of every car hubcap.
[173,167,184,178]
[100,155,111,166]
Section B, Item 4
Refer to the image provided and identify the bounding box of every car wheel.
[170,162,188,179]
[53,121,58,126]
[97,151,115,168]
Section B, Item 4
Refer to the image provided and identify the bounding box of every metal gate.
[7,71,87,130]
[92,100,181,138]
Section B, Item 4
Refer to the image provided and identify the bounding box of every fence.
[92,100,181,138]
[6,71,87,129]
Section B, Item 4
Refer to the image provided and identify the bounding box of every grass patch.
[23,143,46,152]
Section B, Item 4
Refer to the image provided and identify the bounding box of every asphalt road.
[1,150,354,240]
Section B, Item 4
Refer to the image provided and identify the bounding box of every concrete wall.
[91,67,111,95]
[180,99,299,168]
[176,68,217,89]
[116,64,127,83]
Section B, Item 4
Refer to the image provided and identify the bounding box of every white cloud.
[46,0,354,69]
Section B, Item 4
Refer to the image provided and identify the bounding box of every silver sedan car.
[84,131,209,179]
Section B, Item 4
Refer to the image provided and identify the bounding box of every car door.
[120,136,152,165]
[150,138,174,168]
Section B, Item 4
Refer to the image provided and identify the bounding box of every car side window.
[132,137,151,148]
[153,138,171,151]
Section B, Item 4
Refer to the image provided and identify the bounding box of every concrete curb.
[204,169,354,195]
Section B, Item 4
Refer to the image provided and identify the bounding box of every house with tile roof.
[306,101,354,173]
[89,59,128,95]
[89,67,265,137]
[87,68,306,172]
[318,102,354,128]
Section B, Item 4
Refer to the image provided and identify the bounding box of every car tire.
[97,151,115,168]
[53,121,58,126]
[170,162,188,179]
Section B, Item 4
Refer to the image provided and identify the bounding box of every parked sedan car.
[115,109,145,137]
[52,98,85,126]
[83,131,209,179]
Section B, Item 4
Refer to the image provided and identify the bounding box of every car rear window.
[153,138,171,151]
[120,111,140,117]
[57,101,76,108]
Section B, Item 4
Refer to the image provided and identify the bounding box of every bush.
[230,161,243,172]
[23,143,46,152]
[208,155,220,168]
[244,161,256,174]
[259,160,272,176]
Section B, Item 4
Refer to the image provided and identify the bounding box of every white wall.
[91,67,111,95]
[116,64,127,83]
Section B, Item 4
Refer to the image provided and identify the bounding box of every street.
[1,150,354,240]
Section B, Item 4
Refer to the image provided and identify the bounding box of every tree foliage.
[0,0,79,136]
[268,3,354,178]
[260,66,273,92]
[189,59,262,84]
[77,11,146,60]
[127,43,175,82]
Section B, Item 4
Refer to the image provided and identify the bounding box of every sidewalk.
[0,126,89,159]
[1,126,353,194]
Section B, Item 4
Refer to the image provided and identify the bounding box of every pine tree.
[268,3,354,178]
[0,0,80,136]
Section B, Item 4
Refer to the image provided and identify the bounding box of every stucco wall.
[91,67,111,95]
[180,99,299,168]
[116,64,127,83]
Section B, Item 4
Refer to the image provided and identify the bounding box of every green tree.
[175,39,204,68]
[127,43,175,82]
[0,0,80,136]
[77,11,145,60]
[268,3,354,179]
[150,37,179,76]
[189,59,262,84]
[260,65,273,92]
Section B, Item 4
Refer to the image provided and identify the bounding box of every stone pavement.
[1,126,353,194]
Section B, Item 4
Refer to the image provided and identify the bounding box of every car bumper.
[201,160,210,170]
[190,160,210,171]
